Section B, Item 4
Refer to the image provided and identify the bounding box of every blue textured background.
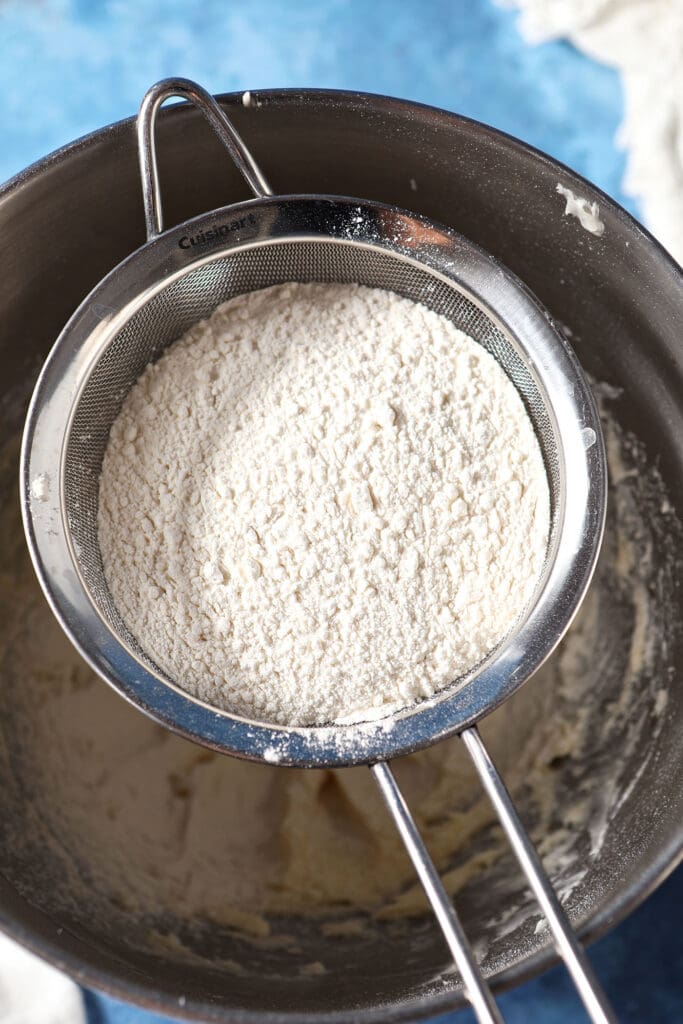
[1,1,680,1021]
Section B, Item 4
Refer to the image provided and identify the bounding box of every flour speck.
[30,473,50,502]
[556,184,605,237]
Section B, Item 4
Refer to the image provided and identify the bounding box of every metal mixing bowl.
[0,90,682,1021]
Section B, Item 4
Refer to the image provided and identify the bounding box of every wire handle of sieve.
[372,760,504,1023]
[373,733,617,1024]
[137,77,273,241]
[460,726,617,1024]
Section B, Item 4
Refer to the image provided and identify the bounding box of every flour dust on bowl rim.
[2,77,679,1024]
[18,78,614,1023]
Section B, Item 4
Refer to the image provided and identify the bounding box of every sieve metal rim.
[21,192,606,770]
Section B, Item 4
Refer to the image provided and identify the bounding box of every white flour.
[556,184,605,236]
[99,283,549,726]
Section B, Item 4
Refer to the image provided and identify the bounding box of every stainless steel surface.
[21,78,612,1022]
[138,78,272,238]
[461,727,616,1024]
[372,761,503,1024]
[0,86,681,1023]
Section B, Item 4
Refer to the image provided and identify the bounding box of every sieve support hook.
[373,734,617,1024]
[137,77,273,240]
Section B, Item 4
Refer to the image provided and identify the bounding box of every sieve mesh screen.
[64,239,560,679]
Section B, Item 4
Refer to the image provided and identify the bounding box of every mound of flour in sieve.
[98,283,549,726]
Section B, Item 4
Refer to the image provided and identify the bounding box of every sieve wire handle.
[372,761,504,1024]
[137,77,273,240]
[460,727,617,1024]
[374,734,617,1024]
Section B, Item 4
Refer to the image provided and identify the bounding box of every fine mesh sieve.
[21,80,611,1024]
[66,241,561,682]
